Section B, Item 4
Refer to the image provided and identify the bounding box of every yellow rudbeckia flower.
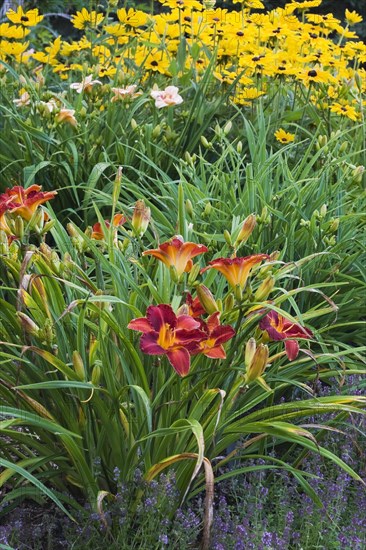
[274,129,295,144]
[6,6,43,27]
[71,8,104,30]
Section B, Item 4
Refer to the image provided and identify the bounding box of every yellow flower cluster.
[2,2,365,120]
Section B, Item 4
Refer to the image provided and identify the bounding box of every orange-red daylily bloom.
[91,213,126,240]
[142,235,208,278]
[128,304,206,376]
[259,310,313,361]
[0,185,57,222]
[201,254,269,289]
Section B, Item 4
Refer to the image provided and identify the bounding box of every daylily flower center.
[200,338,216,350]
[157,323,175,349]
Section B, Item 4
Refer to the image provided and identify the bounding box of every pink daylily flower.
[150,86,183,109]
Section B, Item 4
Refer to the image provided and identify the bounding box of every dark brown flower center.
[308,69,317,77]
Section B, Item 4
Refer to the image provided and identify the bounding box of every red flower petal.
[127,317,153,333]
[176,314,201,331]
[285,340,300,361]
[140,332,165,355]
[146,304,176,331]
[166,347,191,376]
[202,345,227,359]
[210,325,236,345]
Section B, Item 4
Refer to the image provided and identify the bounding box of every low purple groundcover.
[1,378,365,550]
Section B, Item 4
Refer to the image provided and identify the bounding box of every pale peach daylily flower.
[13,91,30,107]
[70,74,102,94]
[111,85,142,101]
[56,108,77,127]
[150,86,183,109]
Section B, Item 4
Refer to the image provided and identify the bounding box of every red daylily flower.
[259,310,313,361]
[201,254,269,289]
[127,304,206,376]
[91,213,126,240]
[142,235,208,277]
[0,185,57,222]
[191,312,236,359]
[185,292,206,318]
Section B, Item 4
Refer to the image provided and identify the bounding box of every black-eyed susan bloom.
[330,102,359,122]
[6,6,43,26]
[71,8,104,30]
[274,128,295,144]
[345,9,363,26]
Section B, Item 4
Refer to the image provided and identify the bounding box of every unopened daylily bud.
[29,208,45,233]
[41,318,55,345]
[224,230,232,246]
[317,135,327,148]
[200,135,211,148]
[245,338,257,368]
[67,222,78,238]
[169,264,180,283]
[352,165,365,184]
[234,284,243,302]
[41,219,56,235]
[17,312,40,337]
[254,275,275,302]
[188,262,201,285]
[14,216,24,239]
[245,343,269,383]
[235,214,256,246]
[258,251,278,277]
[196,284,219,314]
[203,202,212,217]
[113,166,122,206]
[214,123,221,137]
[131,118,138,130]
[223,292,234,313]
[152,124,161,139]
[185,199,193,217]
[339,141,349,154]
[324,235,336,246]
[73,350,85,381]
[91,363,101,385]
[223,120,232,135]
[320,204,327,218]
[329,218,340,233]
[131,199,150,237]
[354,72,362,92]
[237,140,243,153]
[0,230,9,254]
[31,276,48,305]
